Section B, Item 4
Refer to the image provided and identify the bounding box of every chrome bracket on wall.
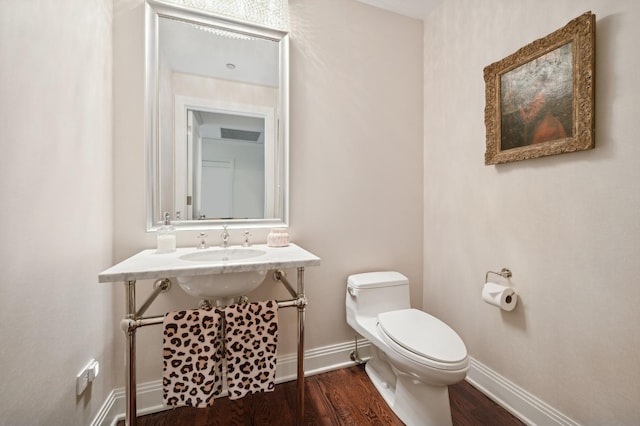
[485,268,512,283]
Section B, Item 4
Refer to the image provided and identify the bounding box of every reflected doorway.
[187,109,266,220]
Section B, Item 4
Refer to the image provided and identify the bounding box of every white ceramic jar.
[267,228,289,247]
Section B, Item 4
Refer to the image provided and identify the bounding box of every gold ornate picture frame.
[484,12,595,165]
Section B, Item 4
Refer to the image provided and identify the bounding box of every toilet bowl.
[346,271,469,426]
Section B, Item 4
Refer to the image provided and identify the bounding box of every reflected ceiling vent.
[220,128,262,142]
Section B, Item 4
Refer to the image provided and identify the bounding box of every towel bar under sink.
[121,268,308,426]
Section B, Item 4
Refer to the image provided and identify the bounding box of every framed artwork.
[484,12,595,165]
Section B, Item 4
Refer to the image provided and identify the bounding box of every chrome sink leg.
[124,280,137,426]
[296,267,306,425]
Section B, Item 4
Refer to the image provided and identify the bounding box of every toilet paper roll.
[482,282,518,311]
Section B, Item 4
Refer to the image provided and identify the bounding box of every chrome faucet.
[197,232,208,249]
[220,225,230,248]
[242,230,251,247]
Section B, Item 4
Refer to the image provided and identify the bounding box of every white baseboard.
[91,338,371,426]
[90,379,171,426]
[92,342,577,426]
[466,357,580,426]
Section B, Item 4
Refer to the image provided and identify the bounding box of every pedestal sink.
[176,248,268,302]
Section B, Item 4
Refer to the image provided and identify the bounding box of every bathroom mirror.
[145,0,289,230]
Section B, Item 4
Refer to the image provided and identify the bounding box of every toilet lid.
[378,309,467,365]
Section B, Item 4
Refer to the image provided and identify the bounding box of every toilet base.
[365,359,453,426]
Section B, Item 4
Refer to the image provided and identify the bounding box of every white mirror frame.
[145,0,289,231]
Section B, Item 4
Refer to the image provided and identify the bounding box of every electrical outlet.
[88,360,100,381]
[76,369,89,395]
[76,359,99,396]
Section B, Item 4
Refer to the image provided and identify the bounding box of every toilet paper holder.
[485,268,512,283]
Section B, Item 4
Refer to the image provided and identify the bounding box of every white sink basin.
[179,248,266,262]
[176,270,268,302]
[176,248,268,301]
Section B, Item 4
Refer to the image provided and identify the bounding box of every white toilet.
[346,271,469,426]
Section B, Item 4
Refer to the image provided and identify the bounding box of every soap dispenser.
[156,212,176,253]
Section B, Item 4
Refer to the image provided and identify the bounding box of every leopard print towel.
[224,300,279,400]
[162,309,224,408]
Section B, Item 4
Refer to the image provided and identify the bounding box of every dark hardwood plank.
[449,379,524,426]
[118,366,523,425]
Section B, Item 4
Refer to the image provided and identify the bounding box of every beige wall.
[0,0,115,424]
[288,0,424,348]
[113,0,423,384]
[423,0,640,424]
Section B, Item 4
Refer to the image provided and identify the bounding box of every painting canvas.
[500,43,573,150]
[484,12,595,165]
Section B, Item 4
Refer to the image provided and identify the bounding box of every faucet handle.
[242,231,251,247]
[197,232,208,249]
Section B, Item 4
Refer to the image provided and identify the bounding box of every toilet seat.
[378,309,468,371]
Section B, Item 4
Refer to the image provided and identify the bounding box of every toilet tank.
[346,271,411,321]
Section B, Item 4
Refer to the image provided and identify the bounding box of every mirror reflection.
[147,1,289,230]
[183,109,268,220]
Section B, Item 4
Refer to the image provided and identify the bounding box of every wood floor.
[119,366,524,425]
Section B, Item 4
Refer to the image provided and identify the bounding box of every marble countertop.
[98,243,321,283]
